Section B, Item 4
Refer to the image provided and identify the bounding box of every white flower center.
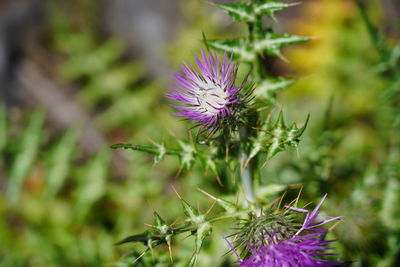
[196,83,227,115]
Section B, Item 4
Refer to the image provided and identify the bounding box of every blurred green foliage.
[0,0,399,266]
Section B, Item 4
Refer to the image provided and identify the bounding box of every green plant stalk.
[249,16,263,83]
[238,11,264,206]
[239,127,256,204]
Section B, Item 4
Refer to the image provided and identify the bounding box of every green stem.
[237,11,265,207]
[239,127,255,204]
[248,15,263,83]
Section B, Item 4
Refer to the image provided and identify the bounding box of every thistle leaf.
[276,110,286,128]
[255,77,297,101]
[249,113,309,162]
[207,39,256,62]
[199,145,219,176]
[111,143,180,163]
[189,222,212,267]
[116,230,154,245]
[178,141,197,170]
[180,198,201,222]
[254,1,298,17]
[218,1,297,22]
[111,143,159,155]
[198,188,237,213]
[254,32,310,56]
[247,131,267,164]
[153,211,167,230]
[218,3,255,22]
[154,142,167,164]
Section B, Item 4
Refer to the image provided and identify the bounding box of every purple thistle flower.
[239,233,339,267]
[228,194,343,267]
[167,50,250,135]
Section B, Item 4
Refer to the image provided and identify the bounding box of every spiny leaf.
[152,211,173,257]
[198,144,221,183]
[249,113,309,162]
[154,142,167,164]
[193,222,212,264]
[188,222,212,267]
[247,130,268,164]
[218,1,297,22]
[116,230,154,245]
[111,143,180,161]
[266,113,309,160]
[293,113,310,139]
[207,39,255,62]
[111,143,159,155]
[198,188,237,213]
[180,198,202,223]
[153,211,167,230]
[276,111,286,128]
[178,140,197,170]
[254,32,311,56]
[255,77,297,101]
[217,3,255,22]
[254,1,299,17]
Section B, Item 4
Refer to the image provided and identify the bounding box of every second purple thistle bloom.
[167,50,249,135]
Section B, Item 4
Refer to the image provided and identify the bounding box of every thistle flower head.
[167,50,251,136]
[229,194,343,267]
[240,233,339,267]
